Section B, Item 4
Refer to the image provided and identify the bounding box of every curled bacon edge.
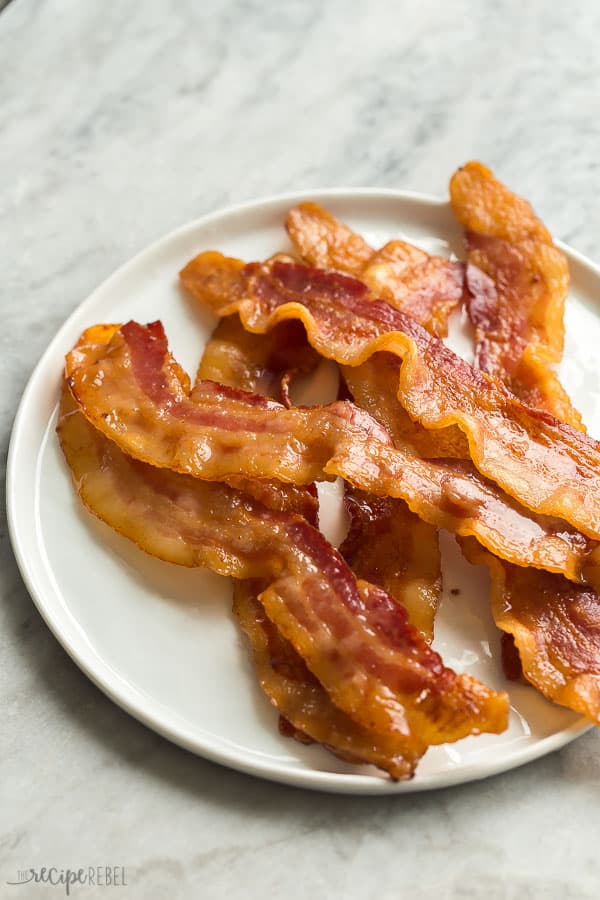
[59,327,509,777]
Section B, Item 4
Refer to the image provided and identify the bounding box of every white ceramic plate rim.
[6,187,594,795]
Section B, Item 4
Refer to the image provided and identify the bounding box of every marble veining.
[2,1,600,897]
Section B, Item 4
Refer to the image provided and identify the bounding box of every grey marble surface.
[2,1,600,897]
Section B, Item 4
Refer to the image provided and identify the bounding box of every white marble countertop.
[2,1,600,897]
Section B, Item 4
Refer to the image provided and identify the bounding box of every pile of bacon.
[59,162,600,780]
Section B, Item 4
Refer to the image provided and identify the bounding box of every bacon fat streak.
[58,382,508,765]
[180,253,600,540]
[67,320,600,589]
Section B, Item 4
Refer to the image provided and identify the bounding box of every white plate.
[7,189,597,795]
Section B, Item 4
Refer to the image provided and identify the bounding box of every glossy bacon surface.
[75,326,415,777]
[66,324,438,644]
[180,253,600,540]
[450,161,583,429]
[342,353,469,458]
[198,314,425,773]
[340,487,441,642]
[286,203,464,337]
[339,357,445,644]
[59,378,508,754]
[286,201,373,276]
[67,320,600,585]
[205,311,444,653]
[68,325,320,524]
[256,542,507,743]
[198,315,425,772]
[359,240,464,338]
[58,385,290,574]
[199,313,446,771]
[463,540,600,722]
[67,320,393,484]
[196,315,320,404]
[491,565,600,721]
[233,582,423,778]
[286,205,450,639]
[451,163,600,719]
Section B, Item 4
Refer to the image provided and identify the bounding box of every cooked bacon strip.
[451,163,597,706]
[180,254,600,540]
[196,314,320,530]
[58,384,313,571]
[340,487,441,642]
[450,163,600,717]
[286,203,464,337]
[66,320,600,588]
[68,332,424,777]
[286,202,373,276]
[67,324,319,524]
[184,253,467,458]
[360,240,464,338]
[337,391,443,643]
[67,320,391,483]
[342,353,469,458]
[287,207,450,638]
[288,207,468,617]
[79,322,443,649]
[340,359,445,644]
[199,313,405,768]
[233,582,424,777]
[450,161,583,429]
[196,315,320,405]
[489,564,600,721]
[59,382,507,754]
[256,541,507,743]
[289,213,464,638]
[462,539,600,722]
[61,378,417,776]
[205,318,446,757]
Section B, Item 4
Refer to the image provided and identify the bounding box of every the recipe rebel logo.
[6,866,128,895]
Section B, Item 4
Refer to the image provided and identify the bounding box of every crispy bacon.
[203,317,446,756]
[199,313,444,768]
[196,315,320,405]
[339,356,445,645]
[490,564,600,721]
[256,532,507,743]
[340,360,446,645]
[64,324,122,376]
[286,203,464,337]
[66,320,600,588]
[196,315,321,519]
[342,353,469,458]
[287,205,452,639]
[73,322,444,647]
[68,325,320,525]
[450,163,600,718]
[292,214,468,641]
[200,318,423,774]
[59,380,508,759]
[198,312,395,766]
[286,202,373,276]
[340,487,441,642]
[233,582,423,778]
[463,539,600,722]
[450,161,583,429]
[180,253,600,540]
[359,241,464,338]
[69,326,421,777]
[57,384,302,573]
